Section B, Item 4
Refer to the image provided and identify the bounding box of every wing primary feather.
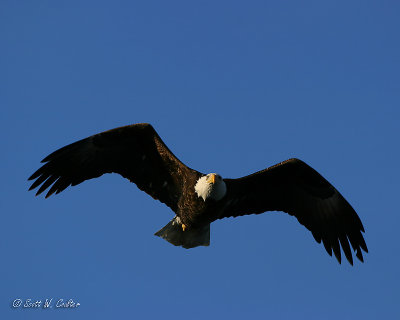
[40,138,85,163]
[311,230,321,243]
[339,234,353,265]
[356,231,368,253]
[330,235,342,264]
[36,175,59,196]
[29,174,49,191]
[55,179,72,194]
[356,249,364,262]
[347,230,359,251]
[28,161,54,181]
[45,177,62,198]
[46,177,68,197]
[28,170,41,181]
[322,237,332,256]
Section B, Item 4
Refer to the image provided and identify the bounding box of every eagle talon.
[182,224,187,231]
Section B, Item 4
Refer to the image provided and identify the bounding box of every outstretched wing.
[221,158,367,265]
[28,123,200,212]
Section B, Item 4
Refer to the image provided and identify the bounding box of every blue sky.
[1,1,399,319]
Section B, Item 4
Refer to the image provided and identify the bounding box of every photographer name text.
[12,298,80,309]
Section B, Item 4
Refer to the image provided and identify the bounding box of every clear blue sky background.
[1,1,399,319]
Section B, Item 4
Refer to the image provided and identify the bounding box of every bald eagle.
[28,123,367,265]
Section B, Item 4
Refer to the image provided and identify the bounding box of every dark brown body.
[178,185,227,229]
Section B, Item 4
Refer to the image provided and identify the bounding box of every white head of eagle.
[195,173,227,201]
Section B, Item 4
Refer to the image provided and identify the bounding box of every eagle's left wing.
[220,158,367,265]
[28,123,201,213]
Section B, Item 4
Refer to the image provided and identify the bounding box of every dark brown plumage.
[28,123,368,264]
[222,159,367,264]
[29,124,197,208]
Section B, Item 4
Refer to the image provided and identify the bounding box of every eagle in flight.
[28,123,368,265]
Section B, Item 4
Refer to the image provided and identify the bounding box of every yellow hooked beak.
[182,224,187,231]
[207,174,216,184]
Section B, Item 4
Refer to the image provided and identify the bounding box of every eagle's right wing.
[28,123,201,212]
[221,159,367,265]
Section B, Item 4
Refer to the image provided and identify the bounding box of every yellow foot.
[182,224,187,231]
